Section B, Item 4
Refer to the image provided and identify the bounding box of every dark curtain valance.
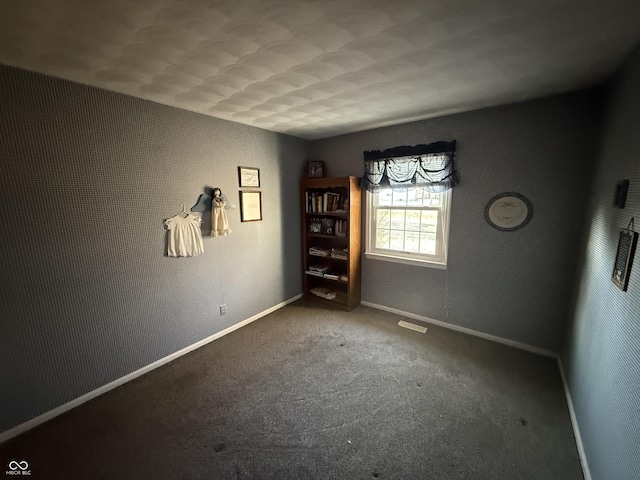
[362,140,457,193]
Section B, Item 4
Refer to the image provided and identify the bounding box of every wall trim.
[2,294,593,480]
[362,300,592,480]
[558,358,592,480]
[361,301,558,358]
[0,294,303,444]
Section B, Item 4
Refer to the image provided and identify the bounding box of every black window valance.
[362,140,457,193]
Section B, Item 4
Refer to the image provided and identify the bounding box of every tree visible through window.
[366,186,451,267]
[362,140,457,268]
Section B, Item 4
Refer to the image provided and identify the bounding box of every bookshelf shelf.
[307,233,347,239]
[301,176,361,311]
[309,212,348,217]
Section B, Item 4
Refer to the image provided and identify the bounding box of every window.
[362,140,457,268]
[365,186,452,268]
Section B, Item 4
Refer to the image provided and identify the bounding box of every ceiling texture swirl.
[1,0,639,139]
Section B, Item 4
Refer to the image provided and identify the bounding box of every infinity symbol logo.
[8,460,29,471]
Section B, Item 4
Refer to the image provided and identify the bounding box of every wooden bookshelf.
[301,176,361,311]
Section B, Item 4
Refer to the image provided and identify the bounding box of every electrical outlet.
[219,304,227,316]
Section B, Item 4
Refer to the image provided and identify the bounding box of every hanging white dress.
[164,213,204,257]
[211,196,231,237]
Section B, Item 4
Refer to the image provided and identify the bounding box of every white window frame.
[365,188,452,269]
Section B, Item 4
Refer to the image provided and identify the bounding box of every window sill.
[365,251,447,270]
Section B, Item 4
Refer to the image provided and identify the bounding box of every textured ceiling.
[1,0,639,139]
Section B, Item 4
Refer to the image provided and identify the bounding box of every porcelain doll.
[211,188,231,237]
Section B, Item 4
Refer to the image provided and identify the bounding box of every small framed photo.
[308,161,324,178]
[239,190,262,222]
[238,166,260,188]
[612,228,638,291]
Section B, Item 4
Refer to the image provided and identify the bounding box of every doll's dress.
[211,198,231,236]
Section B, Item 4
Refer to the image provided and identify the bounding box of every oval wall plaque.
[485,192,533,231]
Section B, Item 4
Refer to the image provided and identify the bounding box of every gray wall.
[309,91,604,352]
[0,65,305,433]
[563,47,640,480]
[5,58,635,480]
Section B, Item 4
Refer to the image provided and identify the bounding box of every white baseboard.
[361,301,557,358]
[0,294,302,444]
[361,300,591,480]
[2,294,592,480]
[557,358,592,480]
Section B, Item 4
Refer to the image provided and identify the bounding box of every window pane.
[391,189,408,206]
[424,192,442,206]
[366,189,450,265]
[420,232,436,254]
[421,210,438,233]
[390,210,405,230]
[377,209,390,229]
[407,188,424,207]
[405,231,420,252]
[405,210,421,231]
[389,230,404,250]
[376,229,390,249]
[377,190,393,206]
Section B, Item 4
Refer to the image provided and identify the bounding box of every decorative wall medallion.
[485,192,532,231]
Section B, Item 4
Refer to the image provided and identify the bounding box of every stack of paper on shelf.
[330,248,348,260]
[306,264,329,276]
[309,287,337,300]
[309,264,329,273]
[309,246,330,257]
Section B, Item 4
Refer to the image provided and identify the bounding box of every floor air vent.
[398,320,427,333]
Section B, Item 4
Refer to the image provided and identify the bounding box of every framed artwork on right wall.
[612,226,638,291]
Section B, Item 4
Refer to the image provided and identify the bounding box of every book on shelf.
[330,247,348,260]
[324,192,341,212]
[305,192,318,213]
[309,246,330,257]
[306,192,325,213]
[306,270,325,277]
[305,191,344,213]
[305,270,343,280]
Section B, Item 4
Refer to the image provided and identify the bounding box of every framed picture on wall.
[238,166,260,188]
[308,161,324,178]
[239,190,262,222]
[612,227,638,291]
